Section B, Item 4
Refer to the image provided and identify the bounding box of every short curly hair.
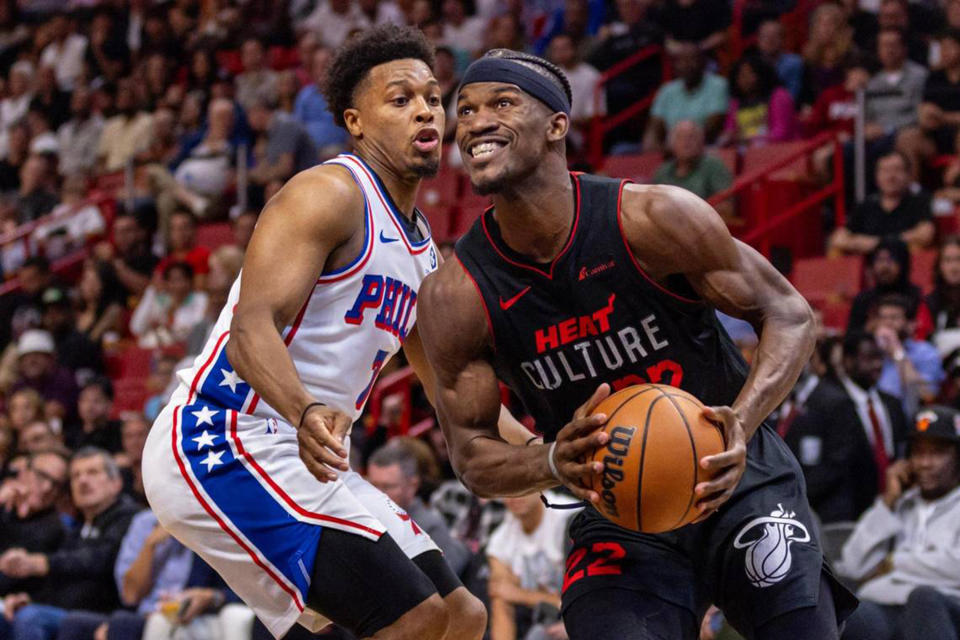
[324,24,436,128]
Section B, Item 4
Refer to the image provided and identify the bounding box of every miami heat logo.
[733,504,810,588]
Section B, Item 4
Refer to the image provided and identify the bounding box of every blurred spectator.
[431,479,506,553]
[440,0,486,58]
[847,238,932,338]
[0,448,138,639]
[0,122,29,193]
[546,33,604,149]
[16,155,58,224]
[38,13,87,92]
[659,0,729,56]
[84,9,128,85]
[235,38,279,114]
[367,442,471,576]
[799,3,857,108]
[0,451,68,597]
[863,0,929,68]
[838,405,960,640]
[130,262,208,348]
[484,14,527,54]
[56,87,104,178]
[74,261,124,347]
[11,329,78,422]
[753,19,803,102]
[719,54,798,147]
[247,97,317,195]
[435,46,460,141]
[534,0,603,58]
[30,66,69,131]
[116,412,149,503]
[32,176,105,262]
[185,246,241,355]
[805,61,870,179]
[358,0,405,28]
[25,107,58,157]
[91,209,157,300]
[96,79,154,174]
[185,48,219,104]
[231,210,257,251]
[64,377,121,454]
[829,151,934,255]
[872,294,944,412]
[293,47,348,159]
[0,0,28,73]
[277,71,299,114]
[142,353,178,422]
[898,30,960,178]
[292,32,319,88]
[863,28,927,151]
[487,492,576,640]
[4,389,43,436]
[302,0,370,49]
[652,121,733,219]
[644,42,728,151]
[154,210,211,283]
[0,62,34,153]
[928,236,960,357]
[786,331,908,523]
[17,421,60,454]
[1,256,52,349]
[40,285,104,382]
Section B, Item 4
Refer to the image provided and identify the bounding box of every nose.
[414,97,434,124]
[467,107,498,136]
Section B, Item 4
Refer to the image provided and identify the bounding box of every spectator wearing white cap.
[10,329,79,422]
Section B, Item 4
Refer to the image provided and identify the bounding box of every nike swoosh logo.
[380,230,400,243]
[499,286,531,310]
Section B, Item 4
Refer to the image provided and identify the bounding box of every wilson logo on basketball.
[733,504,810,588]
[598,425,636,520]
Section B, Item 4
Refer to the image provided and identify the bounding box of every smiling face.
[910,438,960,500]
[345,58,444,179]
[456,82,567,195]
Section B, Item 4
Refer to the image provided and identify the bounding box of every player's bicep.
[234,169,360,328]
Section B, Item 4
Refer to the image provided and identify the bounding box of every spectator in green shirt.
[653,120,735,221]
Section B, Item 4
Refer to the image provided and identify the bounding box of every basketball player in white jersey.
[142,25,531,640]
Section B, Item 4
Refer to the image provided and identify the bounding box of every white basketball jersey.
[174,153,439,422]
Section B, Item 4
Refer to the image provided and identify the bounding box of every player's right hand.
[551,383,611,504]
[297,404,352,483]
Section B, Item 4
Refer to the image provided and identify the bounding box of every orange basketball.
[586,384,725,533]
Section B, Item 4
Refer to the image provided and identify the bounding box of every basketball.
[586,384,726,533]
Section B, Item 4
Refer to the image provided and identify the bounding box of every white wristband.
[546,441,563,484]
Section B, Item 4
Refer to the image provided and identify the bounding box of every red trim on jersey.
[170,406,306,611]
[480,173,582,280]
[454,255,496,352]
[343,156,431,255]
[246,281,319,415]
[615,180,701,305]
[189,331,230,404]
[229,411,385,537]
[316,189,375,284]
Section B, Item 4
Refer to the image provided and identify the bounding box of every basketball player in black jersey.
[417,50,857,639]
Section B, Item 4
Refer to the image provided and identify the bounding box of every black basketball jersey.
[455,173,751,441]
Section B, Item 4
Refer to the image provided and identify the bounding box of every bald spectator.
[234,38,279,113]
[293,47,348,159]
[754,19,803,102]
[653,121,734,218]
[644,42,729,151]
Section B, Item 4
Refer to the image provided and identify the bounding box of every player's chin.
[409,154,440,178]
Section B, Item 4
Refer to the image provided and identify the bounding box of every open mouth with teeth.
[413,129,439,152]
[469,140,507,159]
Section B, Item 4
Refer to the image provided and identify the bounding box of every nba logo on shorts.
[733,504,810,588]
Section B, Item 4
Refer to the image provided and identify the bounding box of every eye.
[497,98,512,108]
[458,105,473,116]
[429,95,441,106]
[393,96,409,106]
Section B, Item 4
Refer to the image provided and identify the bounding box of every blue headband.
[460,56,571,115]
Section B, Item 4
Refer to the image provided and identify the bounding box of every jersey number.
[562,542,626,593]
[611,359,684,391]
[355,349,388,410]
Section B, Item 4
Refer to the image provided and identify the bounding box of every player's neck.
[357,150,421,222]
[490,162,574,264]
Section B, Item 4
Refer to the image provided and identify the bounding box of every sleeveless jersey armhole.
[453,253,497,353]
[316,160,374,283]
[614,179,704,307]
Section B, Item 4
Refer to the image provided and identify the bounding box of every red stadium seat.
[910,248,938,295]
[196,222,235,251]
[112,377,149,415]
[743,142,812,182]
[417,169,462,242]
[791,255,863,304]
[601,153,664,183]
[817,299,852,331]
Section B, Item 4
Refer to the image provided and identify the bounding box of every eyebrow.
[457,85,523,101]
[385,78,441,89]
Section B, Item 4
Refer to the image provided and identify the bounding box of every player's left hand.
[693,406,747,521]
[297,404,353,483]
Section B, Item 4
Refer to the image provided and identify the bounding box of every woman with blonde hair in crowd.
[801,2,858,107]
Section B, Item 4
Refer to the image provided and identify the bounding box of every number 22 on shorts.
[562,542,627,593]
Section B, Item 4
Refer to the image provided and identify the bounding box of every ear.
[343,108,363,138]
[546,112,569,143]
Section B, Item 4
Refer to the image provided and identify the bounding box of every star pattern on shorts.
[192,430,218,451]
[191,405,218,427]
[219,368,243,393]
[200,449,225,473]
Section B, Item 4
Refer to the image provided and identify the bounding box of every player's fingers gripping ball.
[586,384,725,533]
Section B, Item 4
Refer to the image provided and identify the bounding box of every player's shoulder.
[263,163,365,236]
[420,254,478,311]
[620,183,721,236]
[418,254,490,347]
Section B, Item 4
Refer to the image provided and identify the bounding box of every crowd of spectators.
[0,0,960,637]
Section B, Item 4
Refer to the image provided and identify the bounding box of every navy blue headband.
[460,56,571,115]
